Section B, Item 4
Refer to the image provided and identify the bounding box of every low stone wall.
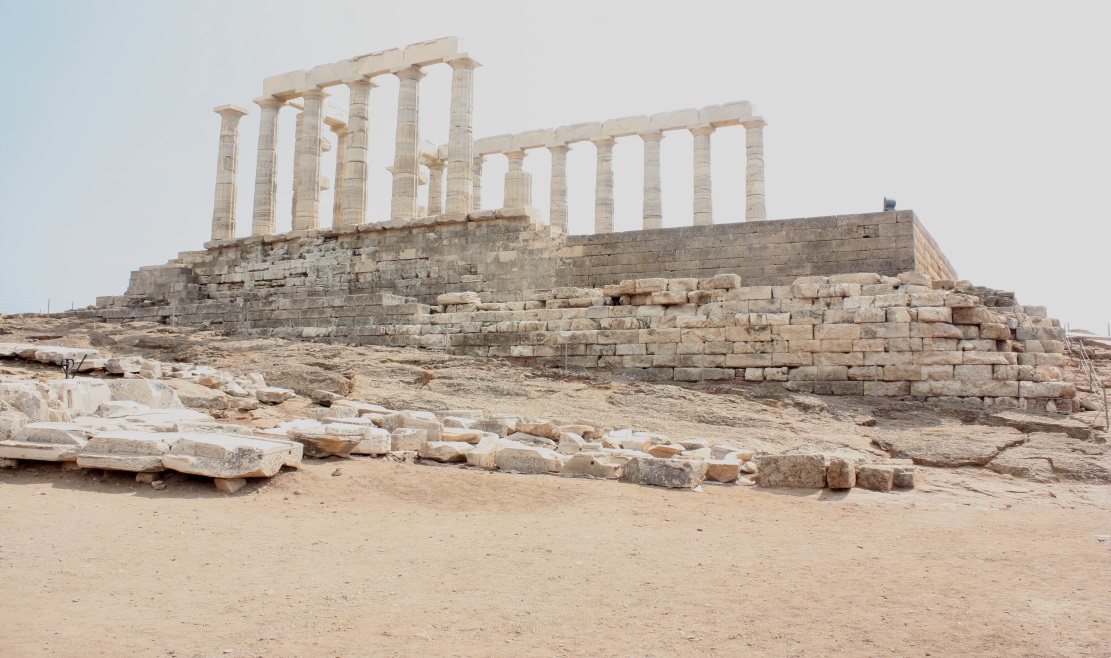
[80,269,1075,412]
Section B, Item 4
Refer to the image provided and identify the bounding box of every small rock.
[214,478,247,493]
[331,468,343,477]
[857,417,877,427]
[151,480,166,490]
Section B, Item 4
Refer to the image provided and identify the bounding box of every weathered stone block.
[856,464,895,491]
[826,457,856,489]
[757,454,827,488]
[621,456,707,488]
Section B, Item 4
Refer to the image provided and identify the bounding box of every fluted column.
[743,118,767,221]
[251,98,282,236]
[691,125,715,226]
[548,144,570,232]
[293,89,327,231]
[640,131,663,230]
[427,160,445,215]
[446,56,480,213]
[592,137,616,234]
[330,124,348,224]
[339,79,375,226]
[391,66,425,220]
[211,105,249,241]
[503,151,532,207]
[472,156,484,211]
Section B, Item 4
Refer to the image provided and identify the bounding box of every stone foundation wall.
[98,209,955,311]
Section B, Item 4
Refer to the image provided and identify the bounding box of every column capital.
[252,97,285,111]
[473,154,486,164]
[329,124,349,136]
[690,124,716,137]
[547,143,571,154]
[347,77,379,91]
[299,88,328,101]
[742,117,767,130]
[392,65,426,81]
[639,131,664,142]
[214,104,249,119]
[505,150,527,159]
[426,159,446,171]
[591,136,616,149]
[445,53,482,70]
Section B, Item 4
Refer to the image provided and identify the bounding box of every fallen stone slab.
[418,441,473,462]
[0,422,92,462]
[826,457,857,490]
[253,386,297,404]
[561,451,621,479]
[106,356,143,374]
[0,382,70,423]
[515,421,562,441]
[473,417,518,437]
[287,426,362,458]
[0,409,28,441]
[645,443,684,458]
[33,347,102,366]
[756,453,827,488]
[0,343,35,358]
[440,428,493,444]
[77,431,181,472]
[495,444,563,474]
[504,432,557,448]
[621,456,707,488]
[380,412,442,441]
[46,379,111,415]
[161,432,300,478]
[348,426,391,455]
[165,380,258,411]
[391,428,428,451]
[704,459,740,483]
[331,400,393,415]
[856,464,895,491]
[105,380,183,410]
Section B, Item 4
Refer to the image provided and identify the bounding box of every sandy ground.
[1,316,1110,656]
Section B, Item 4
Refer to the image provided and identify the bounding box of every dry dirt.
[1,316,1110,657]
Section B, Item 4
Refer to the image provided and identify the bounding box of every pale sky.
[1,1,1108,331]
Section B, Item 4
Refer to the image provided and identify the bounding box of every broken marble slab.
[161,432,301,478]
[46,378,112,415]
[0,422,93,462]
[105,380,184,409]
[287,426,362,458]
[77,431,181,472]
[417,441,473,462]
[495,443,563,474]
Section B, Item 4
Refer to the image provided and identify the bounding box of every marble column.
[472,156,484,211]
[293,89,327,231]
[339,79,375,226]
[548,144,570,232]
[427,160,445,215]
[330,124,348,224]
[742,118,767,221]
[250,98,282,236]
[503,151,532,207]
[391,65,425,220]
[211,105,248,241]
[592,137,616,234]
[691,125,715,226]
[446,56,480,213]
[640,131,663,230]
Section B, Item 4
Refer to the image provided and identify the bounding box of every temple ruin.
[85,37,1075,412]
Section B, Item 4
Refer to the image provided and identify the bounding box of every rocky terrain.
[1,314,1109,656]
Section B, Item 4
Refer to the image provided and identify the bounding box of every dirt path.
[1,458,1109,657]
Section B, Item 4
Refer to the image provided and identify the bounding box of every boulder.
[621,456,707,488]
[704,460,740,483]
[561,451,622,479]
[77,431,180,472]
[826,457,856,490]
[756,454,827,488]
[495,444,563,474]
[390,428,428,451]
[161,433,301,478]
[0,422,92,462]
[856,465,895,491]
[105,380,183,409]
[418,441,473,462]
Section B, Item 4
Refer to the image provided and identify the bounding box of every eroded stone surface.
[621,456,707,488]
[756,453,827,488]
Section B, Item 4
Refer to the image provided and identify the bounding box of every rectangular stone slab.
[161,433,299,479]
[77,431,180,472]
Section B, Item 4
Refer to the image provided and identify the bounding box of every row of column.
[210,57,480,241]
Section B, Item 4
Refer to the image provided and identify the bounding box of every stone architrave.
[503,151,532,207]
[293,89,328,231]
[250,98,283,236]
[640,131,663,229]
[390,65,426,220]
[548,144,570,231]
[743,118,767,221]
[427,160,445,215]
[445,55,480,213]
[592,137,616,234]
[339,78,375,226]
[211,105,249,241]
[691,124,715,226]
[472,156,484,210]
[330,124,348,224]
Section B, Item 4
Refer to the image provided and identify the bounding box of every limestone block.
[106,380,184,409]
[645,443,684,458]
[826,457,856,489]
[47,379,112,415]
[980,323,1011,340]
[0,422,92,462]
[856,464,895,491]
[916,307,952,323]
[33,347,102,366]
[620,456,707,488]
[0,410,28,441]
[495,444,562,473]
[380,412,442,441]
[106,356,144,374]
[648,291,689,305]
[418,441,473,462]
[77,431,180,472]
[1018,381,1075,398]
[464,435,502,469]
[351,427,391,455]
[473,417,518,437]
[634,278,668,293]
[893,465,917,488]
[561,451,621,478]
[515,421,562,440]
[705,460,740,483]
[254,386,297,404]
[287,425,365,458]
[391,427,428,451]
[897,271,931,287]
[708,273,743,290]
[161,433,300,478]
[0,382,70,423]
[756,454,827,488]
[438,291,481,305]
[214,478,247,493]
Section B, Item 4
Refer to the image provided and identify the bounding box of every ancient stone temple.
[84,37,1075,412]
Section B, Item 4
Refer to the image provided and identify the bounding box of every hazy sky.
[1,1,1108,330]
